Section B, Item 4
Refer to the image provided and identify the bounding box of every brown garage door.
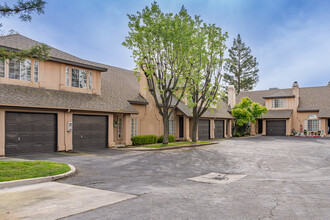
[266,120,286,136]
[214,120,224,139]
[5,112,57,156]
[73,115,108,151]
[198,119,210,140]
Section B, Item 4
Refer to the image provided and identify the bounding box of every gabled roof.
[176,100,234,119]
[0,34,107,71]
[236,85,330,118]
[298,86,330,117]
[262,110,292,119]
[236,88,293,106]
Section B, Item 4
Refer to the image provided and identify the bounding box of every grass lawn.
[0,161,71,182]
[142,141,211,148]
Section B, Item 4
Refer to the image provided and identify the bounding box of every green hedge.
[157,135,176,143]
[131,135,157,146]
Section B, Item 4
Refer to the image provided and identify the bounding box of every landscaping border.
[117,141,218,151]
[0,164,76,189]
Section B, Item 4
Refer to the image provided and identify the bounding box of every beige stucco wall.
[0,59,101,95]
[265,97,296,110]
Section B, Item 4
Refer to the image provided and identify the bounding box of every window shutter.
[319,120,321,131]
[134,118,137,136]
[304,120,307,130]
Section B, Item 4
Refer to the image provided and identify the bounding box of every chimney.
[139,70,148,99]
[292,81,299,108]
[227,85,236,109]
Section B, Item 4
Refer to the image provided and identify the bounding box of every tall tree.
[123,2,196,144]
[223,34,259,94]
[186,23,228,142]
[0,0,49,60]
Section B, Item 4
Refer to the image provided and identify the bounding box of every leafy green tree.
[232,97,267,136]
[123,2,196,144]
[0,0,49,60]
[186,23,228,142]
[223,34,259,94]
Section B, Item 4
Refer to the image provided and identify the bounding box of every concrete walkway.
[0,182,136,220]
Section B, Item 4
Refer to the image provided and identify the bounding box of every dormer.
[0,34,107,95]
[263,88,296,110]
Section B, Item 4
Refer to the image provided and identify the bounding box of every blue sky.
[2,0,330,90]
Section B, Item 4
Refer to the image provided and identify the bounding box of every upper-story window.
[89,72,92,89]
[72,68,87,88]
[34,60,39,82]
[65,67,70,86]
[9,59,31,81]
[272,99,285,108]
[0,60,5,78]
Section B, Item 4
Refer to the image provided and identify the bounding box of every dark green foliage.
[157,135,175,143]
[0,0,49,60]
[224,34,259,94]
[0,0,46,22]
[131,135,157,146]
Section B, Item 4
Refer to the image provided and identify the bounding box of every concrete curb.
[117,142,218,151]
[0,164,76,189]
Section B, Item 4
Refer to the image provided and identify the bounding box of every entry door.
[266,120,286,136]
[258,120,263,134]
[73,115,108,151]
[214,120,224,139]
[5,112,57,156]
[198,119,210,140]
[179,116,184,138]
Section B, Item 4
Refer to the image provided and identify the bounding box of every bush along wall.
[157,135,176,143]
[131,135,158,145]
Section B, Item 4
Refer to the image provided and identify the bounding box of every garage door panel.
[198,119,210,140]
[215,120,224,139]
[5,112,57,156]
[266,120,286,136]
[73,115,108,151]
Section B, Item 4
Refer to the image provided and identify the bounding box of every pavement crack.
[258,194,280,220]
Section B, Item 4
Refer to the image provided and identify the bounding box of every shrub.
[131,135,157,146]
[157,135,176,143]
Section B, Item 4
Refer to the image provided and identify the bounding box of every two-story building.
[228,82,330,136]
[0,34,233,156]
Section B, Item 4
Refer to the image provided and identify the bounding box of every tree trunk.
[192,117,198,142]
[163,115,169,144]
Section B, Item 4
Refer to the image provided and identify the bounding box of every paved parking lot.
[8,136,330,219]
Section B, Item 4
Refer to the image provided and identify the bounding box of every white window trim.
[0,59,5,78]
[9,59,32,81]
[33,60,39,82]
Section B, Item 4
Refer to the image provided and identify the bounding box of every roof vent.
[292,81,299,87]
[269,87,279,90]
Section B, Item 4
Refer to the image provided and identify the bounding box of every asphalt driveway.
[9,136,330,219]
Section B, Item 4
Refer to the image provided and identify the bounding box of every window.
[0,59,5,78]
[71,68,87,88]
[308,120,318,131]
[118,117,122,139]
[65,67,70,86]
[79,70,87,88]
[89,72,92,89]
[272,99,285,108]
[9,59,31,81]
[131,118,138,138]
[34,60,39,82]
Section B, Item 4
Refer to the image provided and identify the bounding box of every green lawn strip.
[142,141,211,148]
[0,161,71,182]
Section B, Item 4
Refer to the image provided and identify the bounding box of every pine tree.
[224,34,259,94]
